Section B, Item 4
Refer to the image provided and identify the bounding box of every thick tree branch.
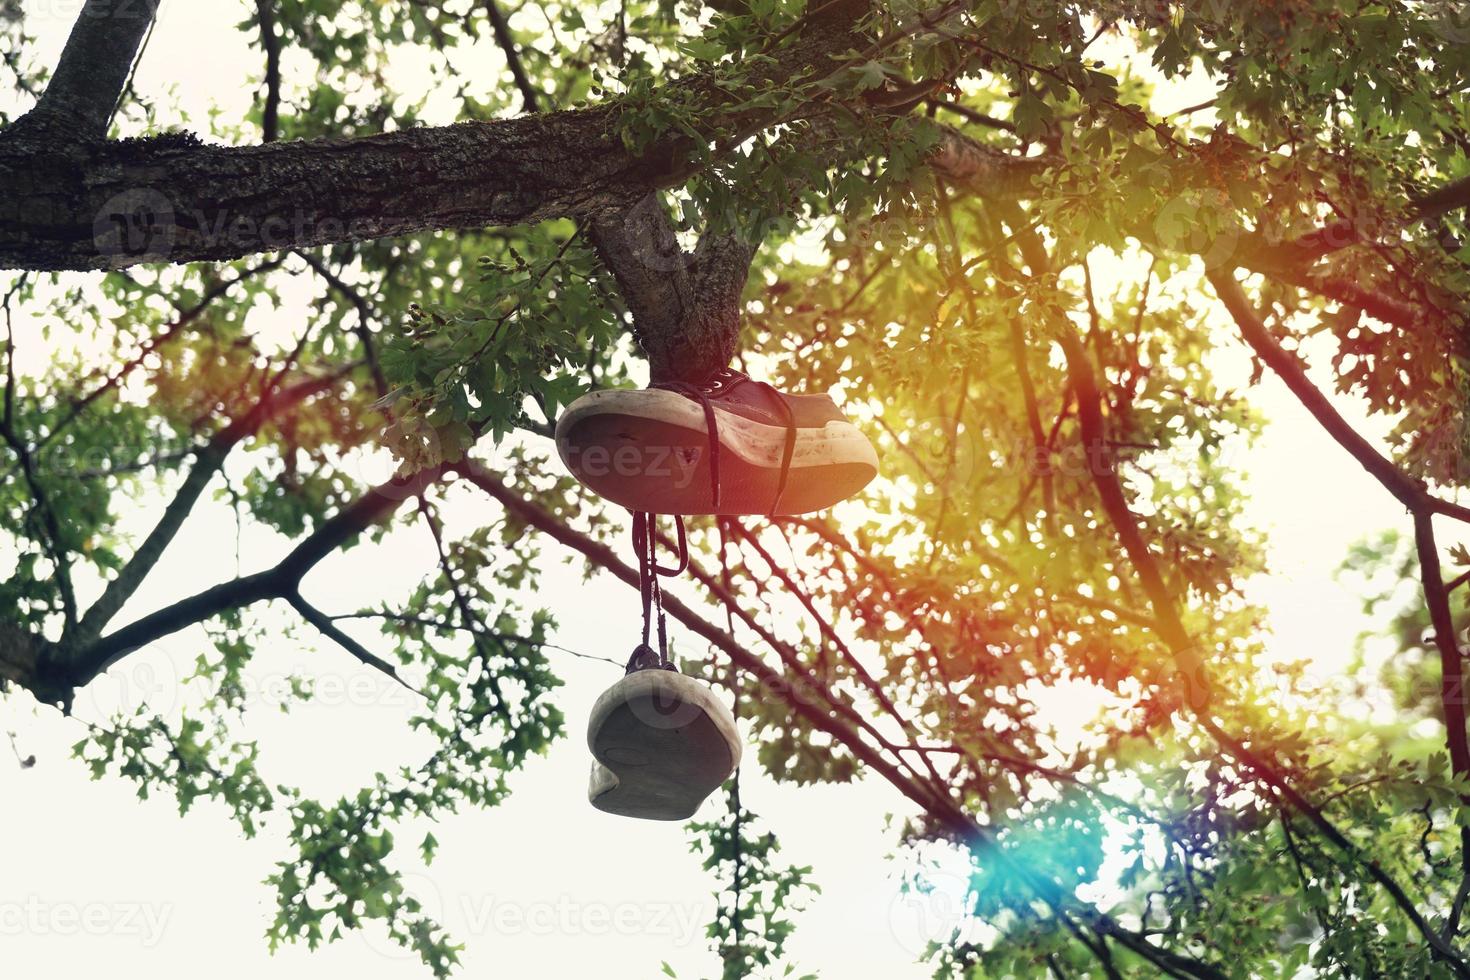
[587,201,707,380]
[1,113,663,271]
[0,9,910,272]
[479,0,762,383]
[1206,269,1470,524]
[12,0,157,140]
[66,370,348,649]
[481,0,758,382]
[929,126,1050,194]
[60,464,444,691]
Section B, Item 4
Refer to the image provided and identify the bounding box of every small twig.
[328,611,623,668]
[1446,872,1470,942]
[1170,98,1216,118]
[6,729,35,769]
[482,0,541,113]
[1447,568,1470,594]
[287,592,424,697]
[927,97,1016,133]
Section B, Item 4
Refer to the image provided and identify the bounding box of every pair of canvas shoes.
[555,368,878,820]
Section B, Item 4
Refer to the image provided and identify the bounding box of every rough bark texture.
[0,0,1048,691]
[0,0,1068,386]
[0,111,665,271]
[589,203,763,381]
[15,0,156,140]
[0,6,870,273]
[930,127,1052,196]
[0,622,68,706]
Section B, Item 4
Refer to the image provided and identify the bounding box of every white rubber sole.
[555,389,878,515]
[558,389,875,470]
[587,670,741,821]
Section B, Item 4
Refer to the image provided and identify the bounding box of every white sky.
[0,2,1440,978]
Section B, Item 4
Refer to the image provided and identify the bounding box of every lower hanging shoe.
[555,367,878,516]
[586,645,741,821]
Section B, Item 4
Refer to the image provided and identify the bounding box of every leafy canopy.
[3,0,1470,977]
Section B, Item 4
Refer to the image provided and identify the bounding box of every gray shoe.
[587,667,741,821]
[555,368,878,516]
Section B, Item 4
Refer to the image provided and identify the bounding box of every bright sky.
[0,2,1430,978]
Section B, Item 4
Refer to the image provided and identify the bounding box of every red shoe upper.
[654,367,846,429]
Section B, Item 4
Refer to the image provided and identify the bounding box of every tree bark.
[0,111,667,271]
[16,0,157,140]
[0,8,894,273]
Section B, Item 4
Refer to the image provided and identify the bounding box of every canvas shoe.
[587,653,741,821]
[555,368,877,516]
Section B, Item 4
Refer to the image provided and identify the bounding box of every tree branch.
[61,464,444,691]
[26,257,284,465]
[1412,509,1470,887]
[0,290,78,625]
[479,0,756,383]
[456,459,1240,980]
[286,590,421,695]
[1,8,929,272]
[989,221,1467,975]
[10,0,157,140]
[293,250,387,396]
[481,0,540,113]
[456,460,973,827]
[66,369,348,649]
[254,0,282,142]
[1206,270,1460,516]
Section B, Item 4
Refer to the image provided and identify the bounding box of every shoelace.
[651,367,798,515]
[627,369,797,673]
[627,510,687,672]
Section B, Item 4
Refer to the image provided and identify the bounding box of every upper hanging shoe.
[554,367,878,516]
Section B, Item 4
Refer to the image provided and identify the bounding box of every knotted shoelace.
[627,369,797,673]
[627,510,686,672]
[651,368,798,515]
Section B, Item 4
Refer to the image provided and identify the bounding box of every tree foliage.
[3,0,1470,976]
